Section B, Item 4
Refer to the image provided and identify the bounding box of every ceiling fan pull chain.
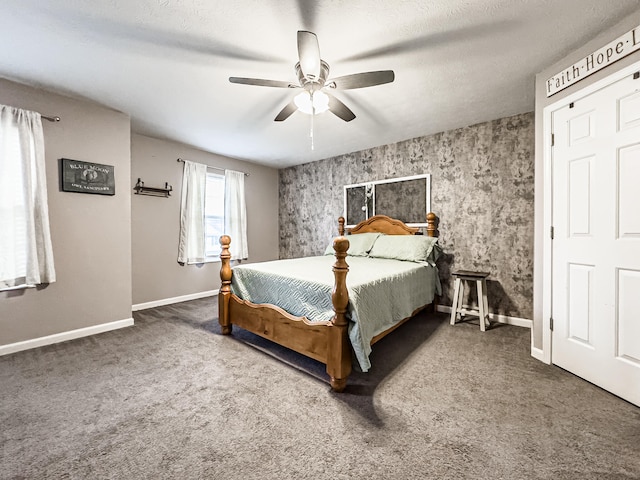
[310,93,315,150]
[310,112,315,150]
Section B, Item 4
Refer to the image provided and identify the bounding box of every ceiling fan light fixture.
[294,90,329,115]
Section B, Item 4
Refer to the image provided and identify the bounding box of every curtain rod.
[176,158,249,176]
[1,104,59,122]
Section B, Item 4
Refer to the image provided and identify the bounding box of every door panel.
[567,263,594,346]
[568,110,596,144]
[618,90,640,130]
[617,144,640,237]
[568,156,594,236]
[617,268,640,363]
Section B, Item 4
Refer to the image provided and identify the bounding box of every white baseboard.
[436,305,532,329]
[0,317,134,356]
[132,289,218,311]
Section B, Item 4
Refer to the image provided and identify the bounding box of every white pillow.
[324,232,381,256]
[368,235,439,262]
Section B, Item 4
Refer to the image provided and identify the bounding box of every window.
[204,172,225,259]
[0,105,55,289]
[178,162,247,264]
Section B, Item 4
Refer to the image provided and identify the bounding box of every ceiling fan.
[229,31,395,123]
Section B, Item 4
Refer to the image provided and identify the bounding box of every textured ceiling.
[1,1,638,168]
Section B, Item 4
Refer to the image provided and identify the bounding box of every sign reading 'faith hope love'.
[546,25,640,97]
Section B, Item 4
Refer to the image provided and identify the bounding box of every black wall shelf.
[134,178,172,197]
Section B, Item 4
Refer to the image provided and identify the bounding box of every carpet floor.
[1,297,638,479]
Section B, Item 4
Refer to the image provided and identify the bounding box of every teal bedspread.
[231,256,441,372]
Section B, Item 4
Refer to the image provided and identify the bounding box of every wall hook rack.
[134,178,172,197]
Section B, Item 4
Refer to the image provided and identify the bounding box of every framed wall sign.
[343,174,431,227]
[61,158,115,195]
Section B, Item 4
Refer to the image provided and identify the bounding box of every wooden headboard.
[338,213,438,237]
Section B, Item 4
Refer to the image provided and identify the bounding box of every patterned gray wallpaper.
[279,112,534,319]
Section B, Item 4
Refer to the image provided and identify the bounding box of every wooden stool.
[450,270,490,331]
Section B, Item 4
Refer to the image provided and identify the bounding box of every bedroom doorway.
[550,68,640,407]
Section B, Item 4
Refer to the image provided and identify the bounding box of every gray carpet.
[1,297,638,480]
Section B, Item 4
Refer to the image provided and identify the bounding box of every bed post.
[338,216,345,236]
[426,213,440,312]
[219,235,232,335]
[426,212,439,237]
[327,236,351,392]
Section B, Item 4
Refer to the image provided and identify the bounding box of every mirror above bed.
[343,174,431,228]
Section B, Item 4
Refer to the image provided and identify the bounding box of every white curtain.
[178,160,207,264]
[224,169,248,260]
[0,104,56,288]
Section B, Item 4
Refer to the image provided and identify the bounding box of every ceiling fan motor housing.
[296,60,330,91]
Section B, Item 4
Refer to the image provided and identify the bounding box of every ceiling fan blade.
[328,70,395,90]
[297,30,321,80]
[326,93,356,122]
[274,101,298,122]
[229,77,296,88]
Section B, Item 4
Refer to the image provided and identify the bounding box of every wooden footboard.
[218,235,352,392]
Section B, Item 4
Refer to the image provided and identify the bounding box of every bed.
[218,213,441,392]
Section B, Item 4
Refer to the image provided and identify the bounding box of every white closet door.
[552,72,640,407]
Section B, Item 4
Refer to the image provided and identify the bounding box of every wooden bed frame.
[218,212,439,392]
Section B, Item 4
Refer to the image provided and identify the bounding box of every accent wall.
[279,112,535,320]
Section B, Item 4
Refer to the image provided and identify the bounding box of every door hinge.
[633,72,639,80]
[551,133,555,147]
[550,317,554,331]
[550,226,554,239]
